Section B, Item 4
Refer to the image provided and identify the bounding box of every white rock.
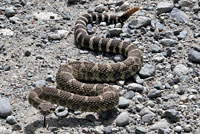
[33,12,61,20]
[0,29,14,36]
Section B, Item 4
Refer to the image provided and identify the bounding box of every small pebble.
[174,126,182,133]
[5,7,15,17]
[33,80,46,87]
[45,74,55,83]
[160,39,178,47]
[128,82,143,91]
[6,115,17,125]
[104,126,112,134]
[113,54,124,62]
[124,91,135,99]
[135,126,147,134]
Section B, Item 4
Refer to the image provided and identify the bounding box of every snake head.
[37,103,57,115]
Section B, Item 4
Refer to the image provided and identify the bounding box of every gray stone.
[129,16,151,29]
[33,12,61,20]
[148,89,162,98]
[153,53,165,62]
[57,30,68,38]
[139,64,155,78]
[179,0,193,8]
[0,97,12,118]
[0,29,14,36]
[99,22,106,26]
[3,0,11,4]
[120,2,130,11]
[24,50,31,57]
[5,7,15,17]
[164,109,180,123]
[88,7,95,13]
[135,127,147,134]
[124,91,135,99]
[156,1,173,14]
[177,30,187,39]
[136,104,144,112]
[12,124,22,131]
[188,50,200,63]
[33,80,46,87]
[133,74,144,84]
[109,28,122,37]
[61,12,70,20]
[150,119,170,130]
[95,4,106,13]
[48,33,61,40]
[55,109,68,118]
[86,24,94,34]
[183,124,191,132]
[193,6,200,13]
[133,93,143,103]
[174,126,183,133]
[151,19,164,31]
[149,44,162,53]
[86,114,96,122]
[173,64,189,76]
[9,16,20,23]
[2,65,11,71]
[118,97,130,108]
[139,107,154,117]
[160,39,178,47]
[6,115,17,125]
[116,112,129,127]
[104,126,112,134]
[170,8,189,23]
[45,74,55,83]
[114,54,124,62]
[158,128,171,134]
[127,83,144,92]
[142,113,155,124]
[193,45,200,52]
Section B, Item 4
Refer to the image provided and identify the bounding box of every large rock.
[150,119,170,130]
[128,16,151,29]
[156,1,173,14]
[164,109,180,123]
[188,50,200,63]
[170,8,189,23]
[116,112,129,127]
[179,0,193,8]
[0,97,13,118]
[173,64,189,76]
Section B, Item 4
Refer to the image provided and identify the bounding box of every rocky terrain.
[0,0,200,133]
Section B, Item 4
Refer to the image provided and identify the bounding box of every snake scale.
[28,7,143,115]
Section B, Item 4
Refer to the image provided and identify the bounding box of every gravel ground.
[0,0,200,134]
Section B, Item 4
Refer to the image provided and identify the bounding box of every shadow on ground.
[24,109,118,134]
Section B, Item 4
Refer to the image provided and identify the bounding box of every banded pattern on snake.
[28,7,143,115]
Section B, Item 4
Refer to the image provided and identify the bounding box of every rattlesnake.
[28,7,143,115]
